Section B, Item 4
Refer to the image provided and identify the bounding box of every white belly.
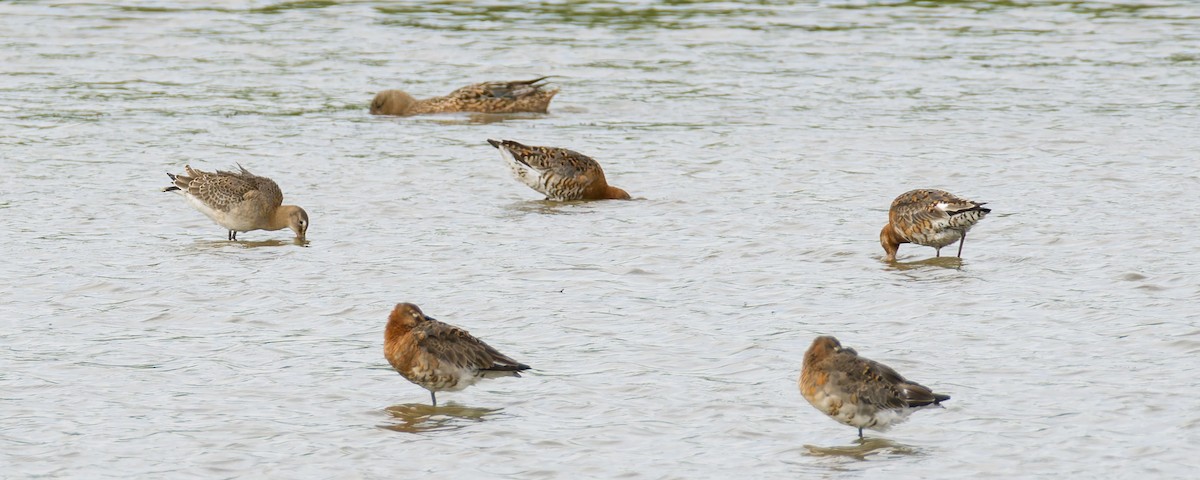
[499,147,546,195]
[411,365,482,393]
[184,194,264,232]
[807,390,914,432]
[909,227,964,249]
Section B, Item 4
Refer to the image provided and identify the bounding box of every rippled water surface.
[3,1,1200,478]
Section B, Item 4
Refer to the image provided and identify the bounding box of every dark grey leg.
[957,231,967,257]
[430,391,437,406]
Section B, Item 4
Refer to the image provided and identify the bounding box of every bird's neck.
[880,223,908,261]
[267,206,294,231]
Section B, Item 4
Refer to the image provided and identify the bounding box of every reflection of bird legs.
[957,231,967,257]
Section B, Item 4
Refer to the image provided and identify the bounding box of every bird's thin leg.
[430,391,437,407]
[957,231,967,257]
[858,428,864,439]
[935,248,941,258]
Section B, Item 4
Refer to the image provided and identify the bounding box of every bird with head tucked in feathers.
[384,303,530,406]
[800,335,950,438]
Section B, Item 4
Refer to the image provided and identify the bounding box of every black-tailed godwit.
[880,189,990,261]
[162,165,308,241]
[487,139,631,201]
[370,77,557,116]
[384,303,530,406]
[800,336,950,438]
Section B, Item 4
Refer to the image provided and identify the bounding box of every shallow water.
[2,1,1199,478]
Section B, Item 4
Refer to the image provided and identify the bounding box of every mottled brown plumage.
[384,303,530,406]
[369,77,558,116]
[800,336,949,438]
[161,165,308,241]
[880,189,990,261]
[488,138,631,201]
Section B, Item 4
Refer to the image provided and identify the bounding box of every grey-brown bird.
[369,77,558,116]
[880,189,990,261]
[487,139,631,201]
[162,165,308,241]
[799,336,950,438]
[384,303,530,406]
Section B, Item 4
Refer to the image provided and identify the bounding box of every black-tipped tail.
[951,203,990,216]
[483,362,531,378]
[162,172,181,192]
[516,76,552,86]
[486,362,531,372]
[487,139,528,151]
[900,382,950,408]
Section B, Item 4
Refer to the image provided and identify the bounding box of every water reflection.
[379,403,502,434]
[803,437,922,461]
[191,238,309,249]
[371,112,550,125]
[116,1,338,14]
[459,112,551,125]
[374,2,775,30]
[502,199,598,216]
[886,256,964,271]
